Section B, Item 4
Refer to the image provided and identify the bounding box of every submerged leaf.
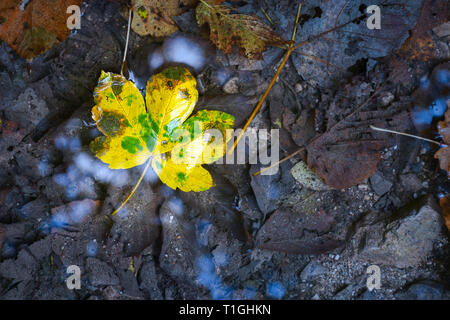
[196,0,288,59]
[145,67,199,154]
[435,108,450,175]
[131,0,198,37]
[90,71,151,169]
[0,0,83,59]
[90,67,234,192]
[152,153,214,192]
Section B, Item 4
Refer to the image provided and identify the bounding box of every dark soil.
[0,0,449,300]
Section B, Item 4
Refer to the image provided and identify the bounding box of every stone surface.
[369,173,393,196]
[359,204,448,268]
[86,257,120,287]
[159,197,199,282]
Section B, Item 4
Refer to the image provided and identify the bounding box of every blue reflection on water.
[266,281,286,299]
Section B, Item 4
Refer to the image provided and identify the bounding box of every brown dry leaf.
[439,196,450,231]
[131,0,197,37]
[398,0,448,61]
[435,108,450,174]
[306,103,413,190]
[196,0,289,59]
[0,0,83,60]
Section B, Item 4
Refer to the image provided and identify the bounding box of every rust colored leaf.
[131,0,198,37]
[435,108,450,174]
[439,196,450,231]
[398,0,449,61]
[0,0,83,60]
[196,0,289,59]
[306,101,413,190]
[255,209,343,255]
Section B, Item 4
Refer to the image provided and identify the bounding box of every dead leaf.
[398,0,448,61]
[435,108,450,174]
[0,0,83,60]
[131,0,197,37]
[439,196,450,231]
[255,209,343,254]
[196,0,289,59]
[306,99,413,190]
[290,0,423,87]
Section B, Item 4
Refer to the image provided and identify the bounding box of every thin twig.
[370,125,442,146]
[227,47,294,156]
[121,7,132,76]
[253,82,388,176]
[261,7,274,25]
[292,3,302,41]
[227,11,366,156]
[292,13,365,51]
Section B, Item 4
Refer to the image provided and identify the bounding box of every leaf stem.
[370,125,442,146]
[227,46,294,156]
[253,146,304,176]
[111,158,152,216]
[121,7,133,77]
[227,4,364,157]
[291,3,302,41]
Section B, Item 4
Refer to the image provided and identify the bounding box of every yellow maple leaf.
[90,67,234,194]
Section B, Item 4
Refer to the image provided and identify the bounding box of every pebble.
[223,77,239,94]
[380,92,395,106]
[358,184,368,191]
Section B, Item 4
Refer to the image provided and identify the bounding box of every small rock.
[18,197,50,221]
[159,197,199,282]
[359,203,448,268]
[358,184,368,191]
[138,256,163,299]
[396,282,450,300]
[291,161,329,191]
[4,88,49,130]
[433,22,450,38]
[86,257,120,287]
[379,92,395,106]
[300,261,326,281]
[369,173,393,196]
[295,83,303,93]
[223,77,239,94]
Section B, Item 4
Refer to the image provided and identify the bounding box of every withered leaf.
[290,0,423,87]
[439,196,450,231]
[306,101,413,190]
[0,0,83,60]
[435,108,450,175]
[398,0,448,61]
[131,0,198,37]
[196,0,289,59]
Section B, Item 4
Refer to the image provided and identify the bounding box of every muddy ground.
[0,0,449,300]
